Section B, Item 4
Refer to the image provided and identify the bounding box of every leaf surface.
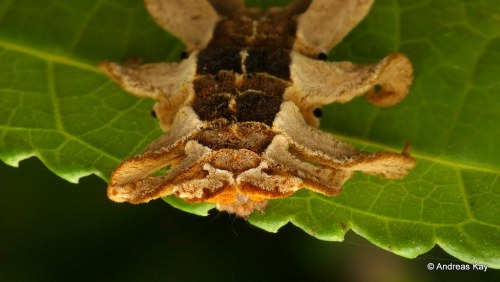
[0,0,498,267]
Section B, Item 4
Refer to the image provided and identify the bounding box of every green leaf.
[0,0,499,267]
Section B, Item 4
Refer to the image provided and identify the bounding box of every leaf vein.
[307,193,498,229]
[69,0,104,50]
[335,133,500,174]
[0,39,100,73]
[47,62,64,131]
[438,36,491,157]
[455,168,475,222]
[0,125,121,163]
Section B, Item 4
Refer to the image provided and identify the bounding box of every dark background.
[0,158,497,281]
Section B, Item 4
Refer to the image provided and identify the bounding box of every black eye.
[313,108,323,118]
[180,51,189,59]
[150,109,157,119]
[317,52,328,61]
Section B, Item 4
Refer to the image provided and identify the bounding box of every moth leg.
[100,54,197,130]
[273,102,415,179]
[286,52,413,124]
[208,0,244,16]
[144,0,219,51]
[294,0,374,57]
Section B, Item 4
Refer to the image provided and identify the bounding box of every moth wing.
[286,52,413,110]
[108,142,186,204]
[107,107,205,203]
[273,102,415,179]
[100,54,198,130]
[262,135,353,196]
[144,0,219,50]
[100,54,197,99]
[294,0,374,55]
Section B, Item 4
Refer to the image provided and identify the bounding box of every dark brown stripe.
[239,73,289,96]
[235,90,282,125]
[192,72,289,124]
[192,93,233,121]
[192,10,298,129]
[193,71,237,97]
[197,46,242,75]
[245,47,290,80]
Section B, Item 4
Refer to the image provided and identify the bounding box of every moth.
[101,0,415,217]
